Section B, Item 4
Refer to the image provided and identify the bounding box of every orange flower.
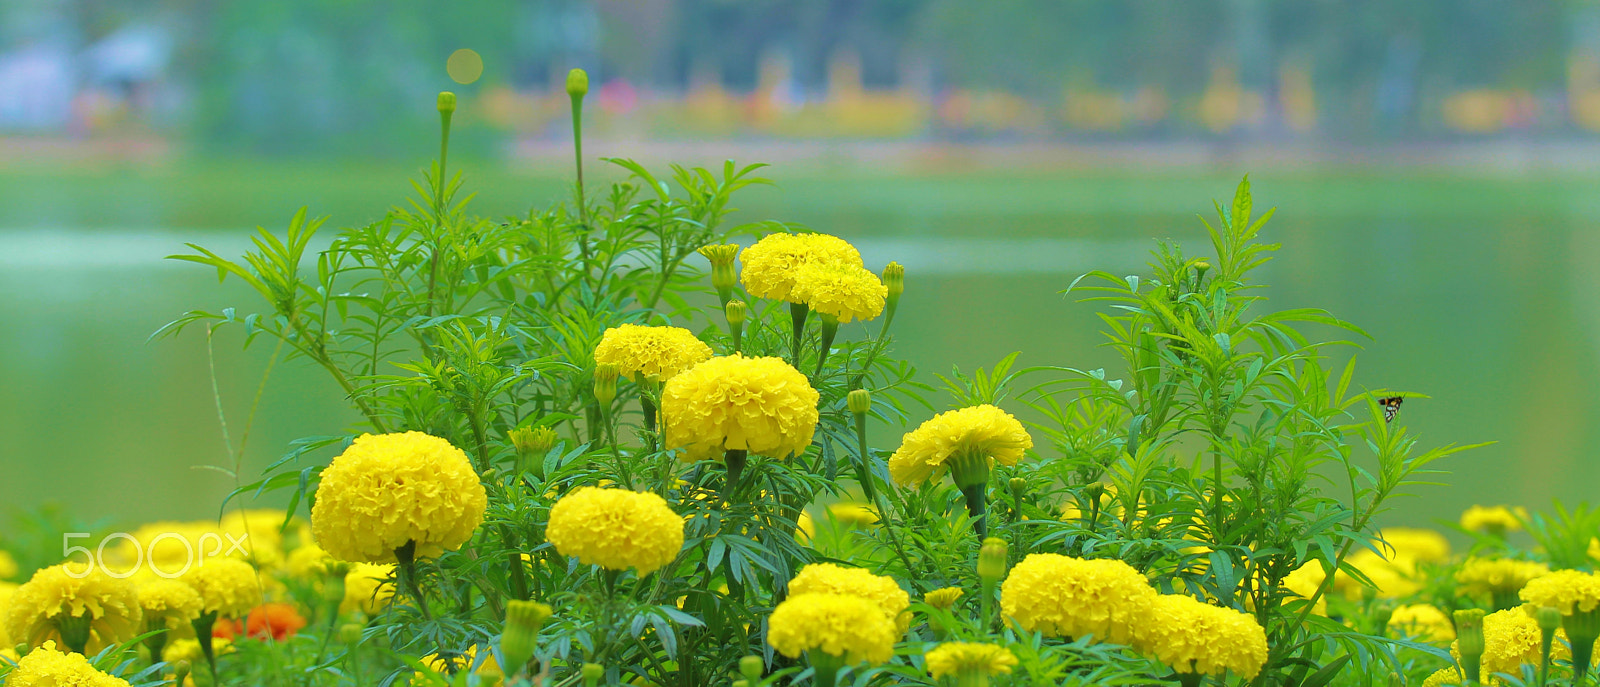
[213,618,244,640]
[246,603,307,641]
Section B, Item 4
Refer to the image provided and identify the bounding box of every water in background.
[3,160,1598,529]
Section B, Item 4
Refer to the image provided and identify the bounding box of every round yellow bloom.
[791,260,887,323]
[788,563,910,633]
[740,232,863,303]
[1461,505,1527,534]
[924,587,965,611]
[1000,553,1155,644]
[924,642,1018,679]
[1520,569,1600,615]
[311,432,489,563]
[5,565,141,652]
[285,544,334,580]
[1281,562,1327,615]
[1390,604,1454,643]
[767,592,896,665]
[1422,667,1471,687]
[136,579,203,631]
[592,324,714,382]
[1456,558,1549,603]
[546,487,685,576]
[6,640,130,687]
[183,558,260,618]
[1377,527,1451,566]
[888,405,1033,486]
[1134,594,1269,678]
[342,563,395,615]
[661,355,819,461]
[1452,606,1568,677]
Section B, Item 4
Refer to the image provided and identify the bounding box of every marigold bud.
[594,362,620,406]
[978,537,1008,583]
[502,599,552,677]
[699,244,740,302]
[582,662,605,686]
[567,69,590,98]
[883,262,904,297]
[1008,476,1027,504]
[1538,606,1563,632]
[739,655,765,681]
[725,300,747,326]
[847,388,872,415]
[1455,608,1486,659]
[437,91,457,114]
[172,660,191,685]
[337,623,364,645]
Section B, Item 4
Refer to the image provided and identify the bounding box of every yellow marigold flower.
[546,487,685,576]
[767,592,896,665]
[924,587,964,611]
[592,324,714,382]
[183,558,260,618]
[1456,558,1549,605]
[1422,667,1472,687]
[285,545,334,580]
[1335,550,1419,600]
[4,565,141,653]
[311,432,489,563]
[1000,553,1155,644]
[1520,569,1600,616]
[164,636,233,664]
[888,405,1033,487]
[795,511,815,544]
[661,355,819,461]
[740,232,863,303]
[1452,606,1568,677]
[6,640,131,687]
[1390,604,1454,643]
[418,645,503,678]
[137,579,203,631]
[342,563,395,615]
[1461,505,1527,534]
[791,260,887,323]
[1376,527,1451,567]
[0,550,17,580]
[1134,594,1269,678]
[788,563,911,633]
[112,521,230,575]
[1281,562,1327,615]
[924,642,1018,679]
[825,502,879,528]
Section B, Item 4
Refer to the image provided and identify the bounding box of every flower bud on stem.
[394,539,432,621]
[848,389,875,501]
[878,262,904,340]
[978,537,1008,632]
[582,662,604,687]
[567,68,591,262]
[191,611,219,683]
[1566,608,1600,687]
[725,300,747,353]
[1538,606,1561,687]
[435,92,455,228]
[724,449,749,501]
[814,314,840,378]
[789,302,810,368]
[1455,609,1486,686]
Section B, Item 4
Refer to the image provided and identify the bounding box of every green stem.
[394,540,433,622]
[724,449,748,501]
[852,412,875,502]
[641,395,659,452]
[504,527,530,602]
[192,611,220,684]
[980,579,995,634]
[1176,672,1204,687]
[814,316,840,378]
[571,89,590,263]
[1574,635,1595,687]
[962,484,989,539]
[789,302,809,368]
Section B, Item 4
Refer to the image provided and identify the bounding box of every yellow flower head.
[136,579,203,630]
[342,563,395,615]
[1281,562,1327,615]
[4,565,141,652]
[1390,604,1454,643]
[888,405,1033,487]
[1451,606,1568,676]
[1134,594,1269,678]
[766,592,896,665]
[311,432,489,563]
[788,563,910,633]
[924,587,965,611]
[1461,505,1527,534]
[791,260,887,323]
[661,355,819,461]
[592,324,714,382]
[1335,550,1420,600]
[6,640,131,687]
[285,545,335,580]
[924,642,1018,679]
[825,503,880,528]
[1456,558,1549,601]
[740,232,863,303]
[1376,527,1452,567]
[1000,553,1155,644]
[546,487,685,576]
[1520,569,1600,616]
[1422,667,1469,687]
[164,636,233,664]
[183,558,261,618]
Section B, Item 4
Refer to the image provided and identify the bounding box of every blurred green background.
[6,0,1600,530]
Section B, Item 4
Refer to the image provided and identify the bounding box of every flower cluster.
[888,404,1033,486]
[924,642,1018,679]
[1000,553,1155,644]
[788,563,910,633]
[4,565,141,653]
[311,432,488,563]
[791,259,887,322]
[739,232,863,302]
[661,355,819,460]
[592,323,714,382]
[1456,558,1549,602]
[546,487,685,575]
[1520,569,1600,616]
[1461,505,1527,534]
